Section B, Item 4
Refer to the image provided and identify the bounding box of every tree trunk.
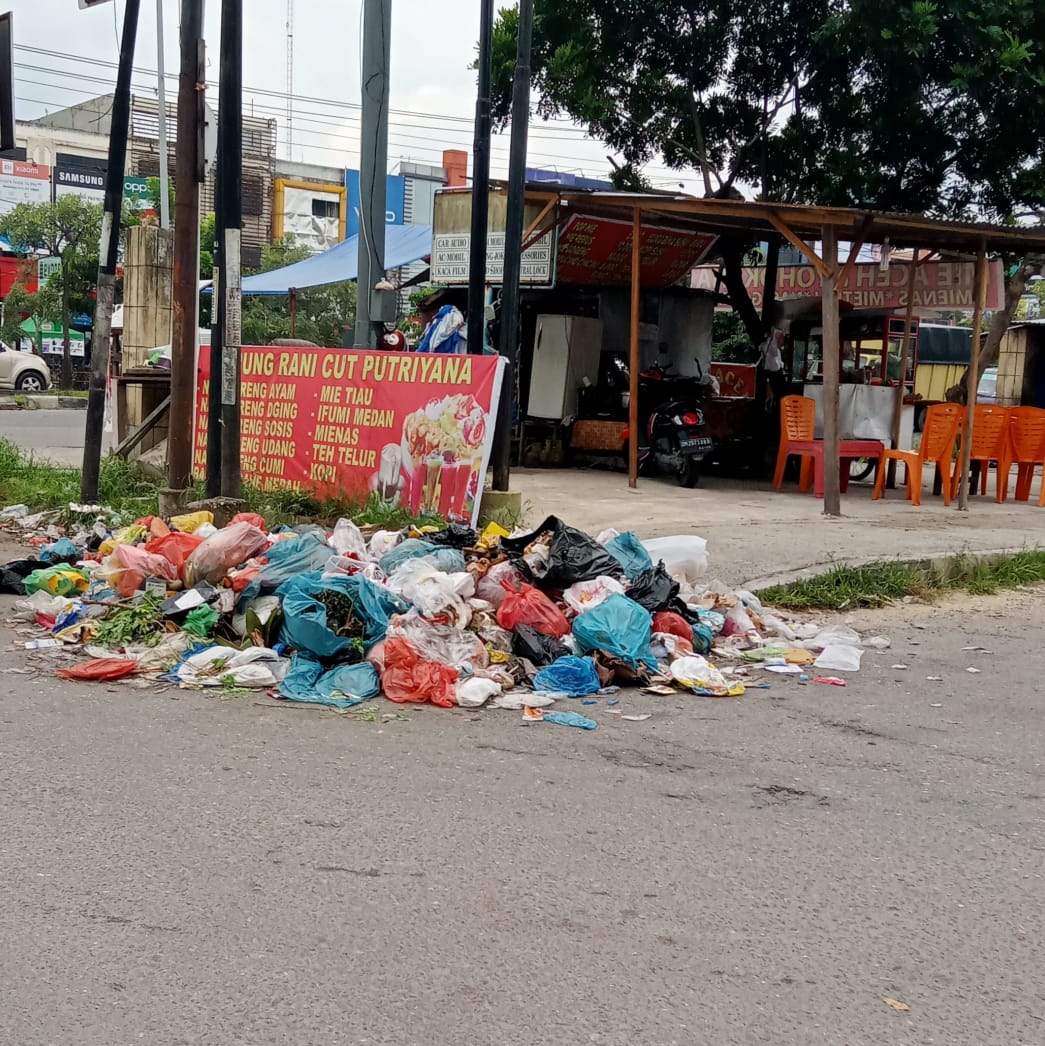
[60,258,73,389]
[719,237,764,345]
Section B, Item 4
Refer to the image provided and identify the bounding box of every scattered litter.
[621,713,652,722]
[927,676,944,682]
[882,998,910,1012]
[24,638,61,650]
[813,676,848,687]
[962,645,992,653]
[929,702,943,708]
[642,684,677,695]
[813,644,863,673]
[891,664,909,670]
[965,666,981,674]
[862,635,891,649]
[765,664,803,675]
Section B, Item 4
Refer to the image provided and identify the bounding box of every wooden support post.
[114,395,171,459]
[821,225,841,517]
[289,288,297,339]
[628,207,641,489]
[886,251,920,488]
[957,244,989,510]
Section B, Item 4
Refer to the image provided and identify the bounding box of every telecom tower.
[285,0,294,159]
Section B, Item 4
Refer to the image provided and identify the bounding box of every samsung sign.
[54,154,107,202]
[344,169,406,239]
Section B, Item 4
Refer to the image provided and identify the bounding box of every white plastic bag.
[174,645,290,688]
[807,625,862,651]
[670,654,734,695]
[455,677,501,708]
[330,518,369,560]
[368,530,400,559]
[594,527,620,545]
[563,575,626,615]
[813,645,863,672]
[641,535,709,583]
[387,560,474,624]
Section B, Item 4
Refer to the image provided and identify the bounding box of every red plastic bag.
[184,522,269,586]
[380,637,458,707]
[101,544,179,598]
[145,531,204,572]
[57,658,138,681]
[496,582,570,638]
[230,511,267,530]
[652,611,693,644]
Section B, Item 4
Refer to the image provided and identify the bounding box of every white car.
[0,342,51,392]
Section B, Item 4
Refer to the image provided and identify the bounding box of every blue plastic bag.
[572,594,656,670]
[41,537,78,564]
[379,539,438,575]
[257,533,332,589]
[605,532,652,579]
[543,710,597,730]
[279,653,380,709]
[691,621,714,654]
[533,655,601,697]
[277,571,407,658]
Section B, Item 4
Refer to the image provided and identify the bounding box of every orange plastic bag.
[102,544,179,598]
[652,611,693,644]
[145,531,204,573]
[229,511,267,530]
[380,637,458,707]
[57,658,138,681]
[495,582,570,638]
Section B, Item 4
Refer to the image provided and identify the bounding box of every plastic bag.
[533,655,601,697]
[368,530,400,559]
[721,605,757,639]
[605,532,653,579]
[381,637,458,707]
[229,511,267,530]
[169,510,214,533]
[250,532,332,594]
[813,645,863,672]
[496,582,570,638]
[626,563,681,613]
[670,655,742,697]
[330,518,369,560]
[640,535,709,584]
[183,604,219,637]
[144,531,204,573]
[23,564,90,597]
[428,523,477,549]
[57,657,138,681]
[475,560,525,608]
[511,623,570,666]
[594,527,620,545]
[502,516,625,589]
[126,631,196,672]
[455,676,501,708]
[563,575,626,615]
[386,559,475,624]
[533,709,597,730]
[40,537,78,564]
[97,544,179,599]
[652,611,693,644]
[279,653,381,709]
[174,646,290,688]
[184,522,268,587]
[386,613,488,670]
[99,524,148,557]
[572,594,655,671]
[379,538,438,575]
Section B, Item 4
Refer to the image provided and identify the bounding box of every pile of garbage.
[0,505,887,728]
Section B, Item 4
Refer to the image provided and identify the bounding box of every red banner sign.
[557,214,717,286]
[195,348,504,526]
[710,363,758,399]
[691,260,1004,312]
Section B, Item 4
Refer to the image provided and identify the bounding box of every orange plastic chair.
[999,407,1045,503]
[952,405,1010,502]
[773,395,817,492]
[873,403,961,506]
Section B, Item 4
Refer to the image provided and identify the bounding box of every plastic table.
[787,439,886,499]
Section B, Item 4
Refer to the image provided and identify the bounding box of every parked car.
[977,366,998,404]
[0,343,51,392]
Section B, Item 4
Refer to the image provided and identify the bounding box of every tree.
[489,1,1045,346]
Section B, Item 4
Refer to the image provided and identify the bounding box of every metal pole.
[205,115,223,496]
[353,0,391,349]
[155,0,170,229]
[957,244,989,510]
[217,0,243,498]
[466,0,495,354]
[886,252,919,488]
[81,0,141,503]
[166,0,204,498]
[491,0,533,491]
[627,207,641,488]
[821,225,841,516]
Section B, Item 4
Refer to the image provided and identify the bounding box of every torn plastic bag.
[183,522,269,587]
[386,612,488,670]
[381,637,458,707]
[279,653,381,709]
[807,625,862,651]
[386,559,475,624]
[278,572,408,659]
[428,523,477,549]
[455,676,501,708]
[640,535,709,584]
[563,575,626,615]
[496,582,570,638]
[533,655,602,697]
[330,518,369,560]
[624,563,680,614]
[57,657,138,681]
[502,515,625,589]
[126,631,196,672]
[512,623,570,666]
[475,560,525,608]
[605,531,653,579]
[670,655,743,697]
[572,594,656,671]
[248,532,332,595]
[144,531,204,574]
[813,645,863,672]
[173,646,290,688]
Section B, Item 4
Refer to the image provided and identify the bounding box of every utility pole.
[491,0,533,489]
[214,0,243,498]
[155,0,170,229]
[81,0,141,503]
[466,0,494,355]
[353,0,391,349]
[165,0,204,506]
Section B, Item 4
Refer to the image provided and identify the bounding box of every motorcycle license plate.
[678,433,713,454]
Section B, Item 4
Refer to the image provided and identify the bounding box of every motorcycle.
[621,361,714,488]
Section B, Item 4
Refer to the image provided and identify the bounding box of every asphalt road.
[1,578,1042,1046]
[0,408,109,467]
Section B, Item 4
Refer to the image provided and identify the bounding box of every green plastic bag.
[183,604,219,637]
[23,564,90,597]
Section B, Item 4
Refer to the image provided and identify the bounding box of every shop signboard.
[194,347,504,526]
[344,170,406,239]
[556,214,717,286]
[54,155,107,202]
[37,255,61,285]
[0,159,51,216]
[691,260,1006,312]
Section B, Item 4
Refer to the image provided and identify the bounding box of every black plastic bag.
[626,561,681,613]
[0,557,55,596]
[503,515,624,590]
[428,523,476,549]
[512,623,570,667]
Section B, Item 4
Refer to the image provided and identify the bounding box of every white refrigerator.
[527,315,604,420]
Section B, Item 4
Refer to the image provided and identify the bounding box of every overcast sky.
[13,0,703,191]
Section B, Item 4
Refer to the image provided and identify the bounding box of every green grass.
[758,551,1045,610]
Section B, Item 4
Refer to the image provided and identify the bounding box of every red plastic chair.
[773,395,817,492]
[999,407,1045,503]
[952,405,1011,502]
[873,403,961,506]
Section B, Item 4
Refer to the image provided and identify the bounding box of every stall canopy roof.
[240,224,432,296]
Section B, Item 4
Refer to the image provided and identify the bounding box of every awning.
[240,224,432,297]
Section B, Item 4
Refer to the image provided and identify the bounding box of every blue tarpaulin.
[240,224,432,297]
